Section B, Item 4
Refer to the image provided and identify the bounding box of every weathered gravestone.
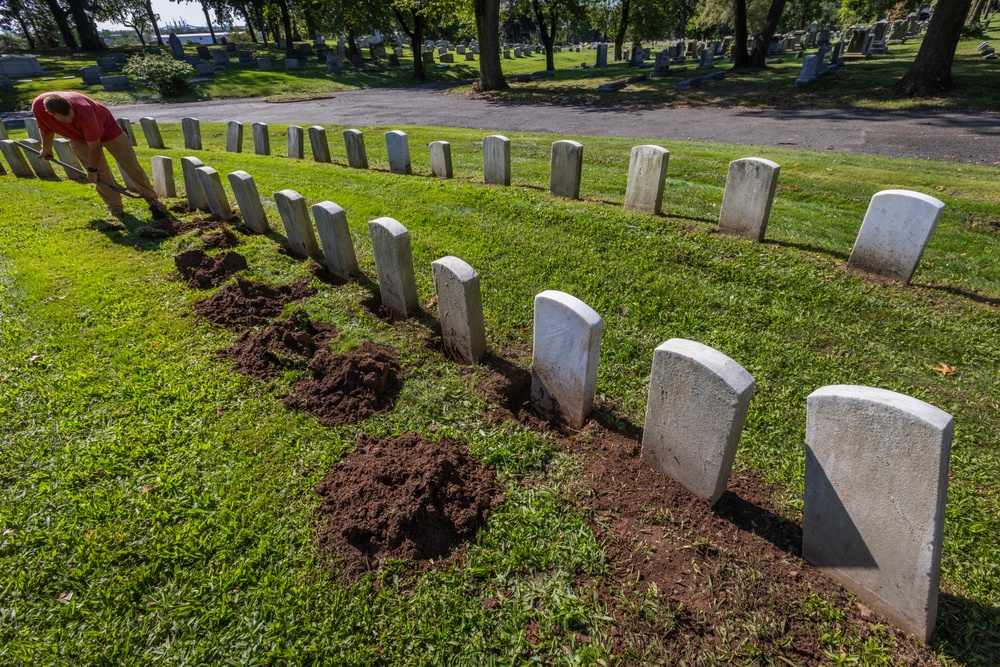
[227,170,270,234]
[226,121,243,153]
[169,33,185,59]
[624,145,669,214]
[181,117,202,150]
[596,44,608,67]
[308,126,331,163]
[311,201,358,282]
[195,63,215,76]
[368,217,419,319]
[251,122,269,155]
[428,141,453,179]
[257,57,272,71]
[211,50,229,66]
[274,190,321,258]
[79,66,102,85]
[0,74,14,92]
[698,49,715,68]
[197,46,212,60]
[0,55,45,77]
[384,130,411,175]
[285,58,299,71]
[101,76,130,91]
[52,138,85,181]
[550,140,583,199]
[196,166,234,220]
[237,51,254,65]
[23,117,41,141]
[343,129,368,169]
[483,135,511,186]
[326,52,343,73]
[804,385,952,642]
[431,256,487,364]
[531,290,602,428]
[20,138,59,180]
[287,126,304,159]
[0,140,35,178]
[847,190,945,283]
[642,338,755,505]
[652,51,671,77]
[150,155,176,198]
[180,156,209,211]
[115,118,136,146]
[96,57,118,72]
[140,117,165,149]
[717,157,781,241]
[0,122,8,140]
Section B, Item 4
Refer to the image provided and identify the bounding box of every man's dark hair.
[43,94,72,116]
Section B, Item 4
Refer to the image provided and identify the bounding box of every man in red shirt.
[32,92,164,218]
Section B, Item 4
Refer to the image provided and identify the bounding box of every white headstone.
[624,145,670,214]
[287,126,304,159]
[226,121,243,153]
[483,135,511,186]
[52,138,85,181]
[368,217,419,319]
[181,117,202,150]
[181,156,209,211]
[431,256,487,363]
[274,189,321,258]
[531,290,602,428]
[718,157,781,242]
[227,170,270,234]
[23,117,41,141]
[252,122,270,155]
[385,130,411,175]
[847,190,945,283]
[343,129,368,169]
[116,118,137,146]
[308,125,331,163]
[550,140,583,199]
[804,385,952,642]
[140,117,165,149]
[151,155,176,198]
[19,138,58,180]
[0,139,34,178]
[196,166,234,220]
[428,141,453,179]
[311,201,358,282]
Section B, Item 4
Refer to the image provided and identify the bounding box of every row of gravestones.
[0,122,955,643]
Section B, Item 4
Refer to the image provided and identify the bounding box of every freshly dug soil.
[315,433,504,580]
[219,315,337,378]
[283,341,401,426]
[141,216,236,238]
[174,249,247,289]
[193,276,315,329]
[201,228,240,249]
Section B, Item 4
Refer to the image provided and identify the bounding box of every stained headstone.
[483,135,511,186]
[368,217,419,319]
[181,117,202,150]
[249,122,269,155]
[847,190,945,283]
[384,130,411,175]
[196,166,234,221]
[0,139,34,178]
[804,385,952,642]
[431,256,487,364]
[642,338,755,504]
[698,49,715,68]
[596,44,609,67]
[226,121,243,153]
[428,141,453,179]
[96,57,118,72]
[311,201,358,281]
[237,51,254,65]
[150,155,176,197]
[549,140,583,199]
[624,145,669,214]
[287,126,304,159]
[79,65,103,85]
[197,45,211,60]
[718,158,781,241]
[169,33,185,59]
[0,55,45,77]
[227,170,270,234]
[343,129,368,169]
[274,189,321,258]
[52,138,85,180]
[308,125,331,163]
[19,138,59,180]
[285,58,299,71]
[101,76,130,91]
[652,51,671,77]
[139,117,165,149]
[531,290,602,428]
[23,117,41,141]
[795,54,821,83]
[180,156,209,211]
[326,52,343,73]
[211,50,228,66]
[257,57,273,71]
[195,63,215,76]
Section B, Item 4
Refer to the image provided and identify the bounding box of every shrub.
[123,54,195,97]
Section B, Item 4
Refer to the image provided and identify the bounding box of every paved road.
[6,85,999,164]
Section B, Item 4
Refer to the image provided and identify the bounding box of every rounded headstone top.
[534,290,602,327]
[807,384,952,429]
[432,256,478,282]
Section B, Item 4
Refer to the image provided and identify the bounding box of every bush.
[122,55,195,97]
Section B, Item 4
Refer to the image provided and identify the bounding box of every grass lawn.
[0,122,998,665]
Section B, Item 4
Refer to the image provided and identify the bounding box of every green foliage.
[960,21,987,39]
[122,55,196,97]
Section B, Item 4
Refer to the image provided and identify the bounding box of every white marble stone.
[151,155,176,198]
[0,140,34,178]
[274,189,321,258]
[429,141,453,179]
[625,145,669,214]
[287,126,304,159]
[483,135,511,186]
[311,201,358,282]
[642,339,755,505]
[23,117,41,141]
[368,217,419,319]
[19,138,58,179]
[432,256,487,363]
[52,138,85,181]
[225,120,243,153]
[343,129,368,169]
[181,156,209,211]
[228,170,270,234]
[804,385,953,642]
[181,117,202,150]
[531,290,602,428]
[252,122,270,155]
[718,157,781,242]
[847,190,945,283]
[385,130,411,175]
[196,166,234,220]
[308,125,331,163]
[550,140,583,199]
[139,117,165,149]
[116,118,137,146]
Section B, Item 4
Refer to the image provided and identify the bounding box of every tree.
[748,0,788,67]
[473,0,507,90]
[66,0,105,49]
[527,0,583,70]
[732,0,750,66]
[96,0,152,45]
[896,0,975,95]
[40,0,80,48]
[144,0,163,45]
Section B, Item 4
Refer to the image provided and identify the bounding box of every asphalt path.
[6,84,999,164]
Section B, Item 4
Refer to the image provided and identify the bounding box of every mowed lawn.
[0,122,998,665]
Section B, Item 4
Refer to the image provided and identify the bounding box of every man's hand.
[87,169,99,184]
[38,149,53,160]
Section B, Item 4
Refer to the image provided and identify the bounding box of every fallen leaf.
[930,363,956,376]
[857,602,874,620]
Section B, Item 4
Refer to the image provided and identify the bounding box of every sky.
[96,0,228,32]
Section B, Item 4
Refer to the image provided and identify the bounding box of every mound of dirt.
[315,433,504,580]
[141,216,234,239]
[283,341,401,425]
[193,276,315,329]
[174,249,248,289]
[219,315,338,378]
[201,229,240,249]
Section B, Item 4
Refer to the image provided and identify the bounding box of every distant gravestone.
[79,66,102,85]
[96,57,118,72]
[624,145,669,214]
[257,57,273,71]
[531,290,602,428]
[226,121,243,153]
[116,118,137,146]
[698,49,715,68]
[287,126,304,159]
[252,122,270,155]
[804,385,952,643]
[101,76,130,91]
[343,129,368,169]
[23,117,41,141]
[0,74,14,92]
[432,256,487,364]
[652,51,671,77]
[110,52,127,64]
[326,52,343,73]
[180,156,209,211]
[169,33,185,59]
[847,190,945,283]
[20,138,59,180]
[718,157,781,241]
[237,51,254,65]
[428,141,453,179]
[384,130,411,175]
[642,338,755,505]
[211,50,228,66]
[196,166,234,220]
[368,217,419,319]
[139,117,165,149]
[795,54,821,84]
[483,135,511,186]
[150,155,176,198]
[0,139,34,178]
[308,126,331,163]
[227,170,270,234]
[274,189,321,258]
[195,63,215,76]
[197,45,212,60]
[285,58,299,71]
[311,201,358,282]
[549,140,583,199]
[181,117,202,150]
[52,138,85,180]
[0,55,45,77]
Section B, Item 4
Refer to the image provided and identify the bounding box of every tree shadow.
[910,282,1000,307]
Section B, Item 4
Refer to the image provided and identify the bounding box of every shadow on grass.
[912,282,1000,307]
[769,238,851,261]
[87,214,169,251]
[932,594,1000,665]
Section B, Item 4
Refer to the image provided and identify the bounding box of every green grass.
[1,122,999,665]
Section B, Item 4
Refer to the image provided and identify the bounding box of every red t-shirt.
[32,92,123,144]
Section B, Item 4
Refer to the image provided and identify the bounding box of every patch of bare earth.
[193,276,315,329]
[174,249,247,289]
[218,315,337,378]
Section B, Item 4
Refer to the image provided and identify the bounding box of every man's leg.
[69,139,123,215]
[103,134,160,203]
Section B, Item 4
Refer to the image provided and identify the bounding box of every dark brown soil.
[141,215,246,239]
[283,341,401,426]
[193,276,315,329]
[173,249,247,289]
[218,315,337,378]
[201,228,240,249]
[314,433,504,580]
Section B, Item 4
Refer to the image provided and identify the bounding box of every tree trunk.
[17,14,36,50]
[131,23,146,45]
[532,0,558,70]
[145,0,163,45]
[732,0,750,67]
[896,0,974,95]
[966,0,987,22]
[347,29,359,56]
[473,0,507,90]
[67,0,104,50]
[392,7,426,81]
[748,0,788,66]
[201,3,217,43]
[276,0,293,50]
[42,0,79,48]
[614,0,630,61]
[240,7,257,42]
